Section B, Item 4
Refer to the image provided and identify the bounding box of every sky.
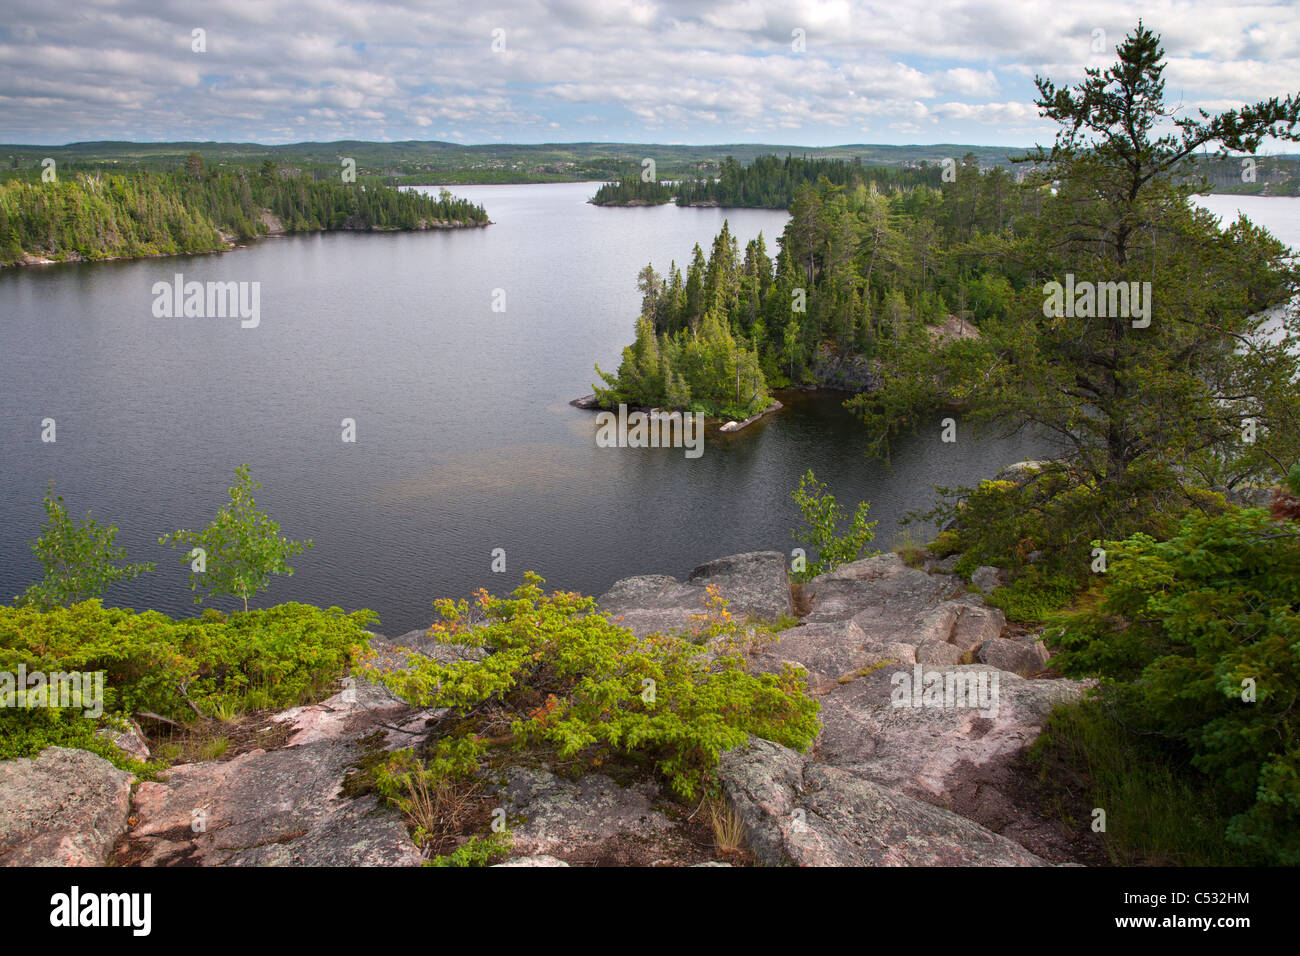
[0,0,1296,147]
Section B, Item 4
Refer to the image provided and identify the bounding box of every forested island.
[591,156,1037,419]
[0,157,488,266]
[589,176,676,205]
[591,154,947,209]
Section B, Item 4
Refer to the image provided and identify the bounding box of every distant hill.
[0,140,1032,187]
[2,141,1296,192]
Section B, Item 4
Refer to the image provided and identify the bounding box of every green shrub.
[373,737,487,850]
[427,832,513,867]
[790,469,878,582]
[0,708,160,777]
[1047,507,1300,864]
[159,464,313,612]
[18,482,155,610]
[364,574,820,802]
[0,600,375,769]
[923,468,1234,623]
[985,566,1078,622]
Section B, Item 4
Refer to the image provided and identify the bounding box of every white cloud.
[0,0,1294,145]
[944,68,998,97]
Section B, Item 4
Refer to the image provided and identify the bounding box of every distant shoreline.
[0,219,492,270]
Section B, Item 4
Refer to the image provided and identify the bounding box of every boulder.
[804,553,960,626]
[598,574,717,638]
[272,679,438,749]
[809,349,882,392]
[930,554,960,574]
[719,738,1046,866]
[916,640,964,665]
[123,684,424,866]
[977,637,1051,676]
[749,621,859,684]
[687,552,794,621]
[382,630,487,665]
[599,551,793,638]
[948,604,1007,654]
[804,555,1005,665]
[995,461,1050,484]
[811,665,1085,805]
[497,766,678,860]
[96,718,151,762]
[970,565,1008,593]
[0,747,134,866]
[127,739,419,866]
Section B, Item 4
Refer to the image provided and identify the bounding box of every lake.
[0,183,1294,634]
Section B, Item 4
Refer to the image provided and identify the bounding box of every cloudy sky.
[1,0,1296,147]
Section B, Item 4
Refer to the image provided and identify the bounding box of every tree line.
[590,176,675,205]
[0,158,487,265]
[590,153,950,209]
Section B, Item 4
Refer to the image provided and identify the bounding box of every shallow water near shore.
[1,184,1294,634]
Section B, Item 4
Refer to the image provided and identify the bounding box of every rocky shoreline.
[570,394,785,434]
[0,218,491,270]
[0,545,1097,868]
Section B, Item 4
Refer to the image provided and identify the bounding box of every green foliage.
[1047,507,1300,863]
[427,832,514,867]
[365,574,819,801]
[591,176,675,205]
[854,24,1300,548]
[938,479,1036,577]
[984,567,1078,622]
[0,168,487,265]
[160,464,312,612]
[373,737,487,850]
[0,600,375,769]
[18,482,154,610]
[0,709,161,778]
[789,469,878,582]
[674,154,941,208]
[918,469,1231,622]
[595,223,773,419]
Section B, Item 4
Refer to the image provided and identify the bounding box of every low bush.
[363,574,820,804]
[0,600,375,769]
[1047,507,1300,864]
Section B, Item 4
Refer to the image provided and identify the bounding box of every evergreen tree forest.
[590,176,675,205]
[674,153,945,207]
[0,161,487,265]
[591,152,950,208]
[594,155,1042,416]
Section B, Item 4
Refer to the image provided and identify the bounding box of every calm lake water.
[1,183,1294,634]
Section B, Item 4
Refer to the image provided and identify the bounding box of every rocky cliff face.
[0,549,1091,867]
